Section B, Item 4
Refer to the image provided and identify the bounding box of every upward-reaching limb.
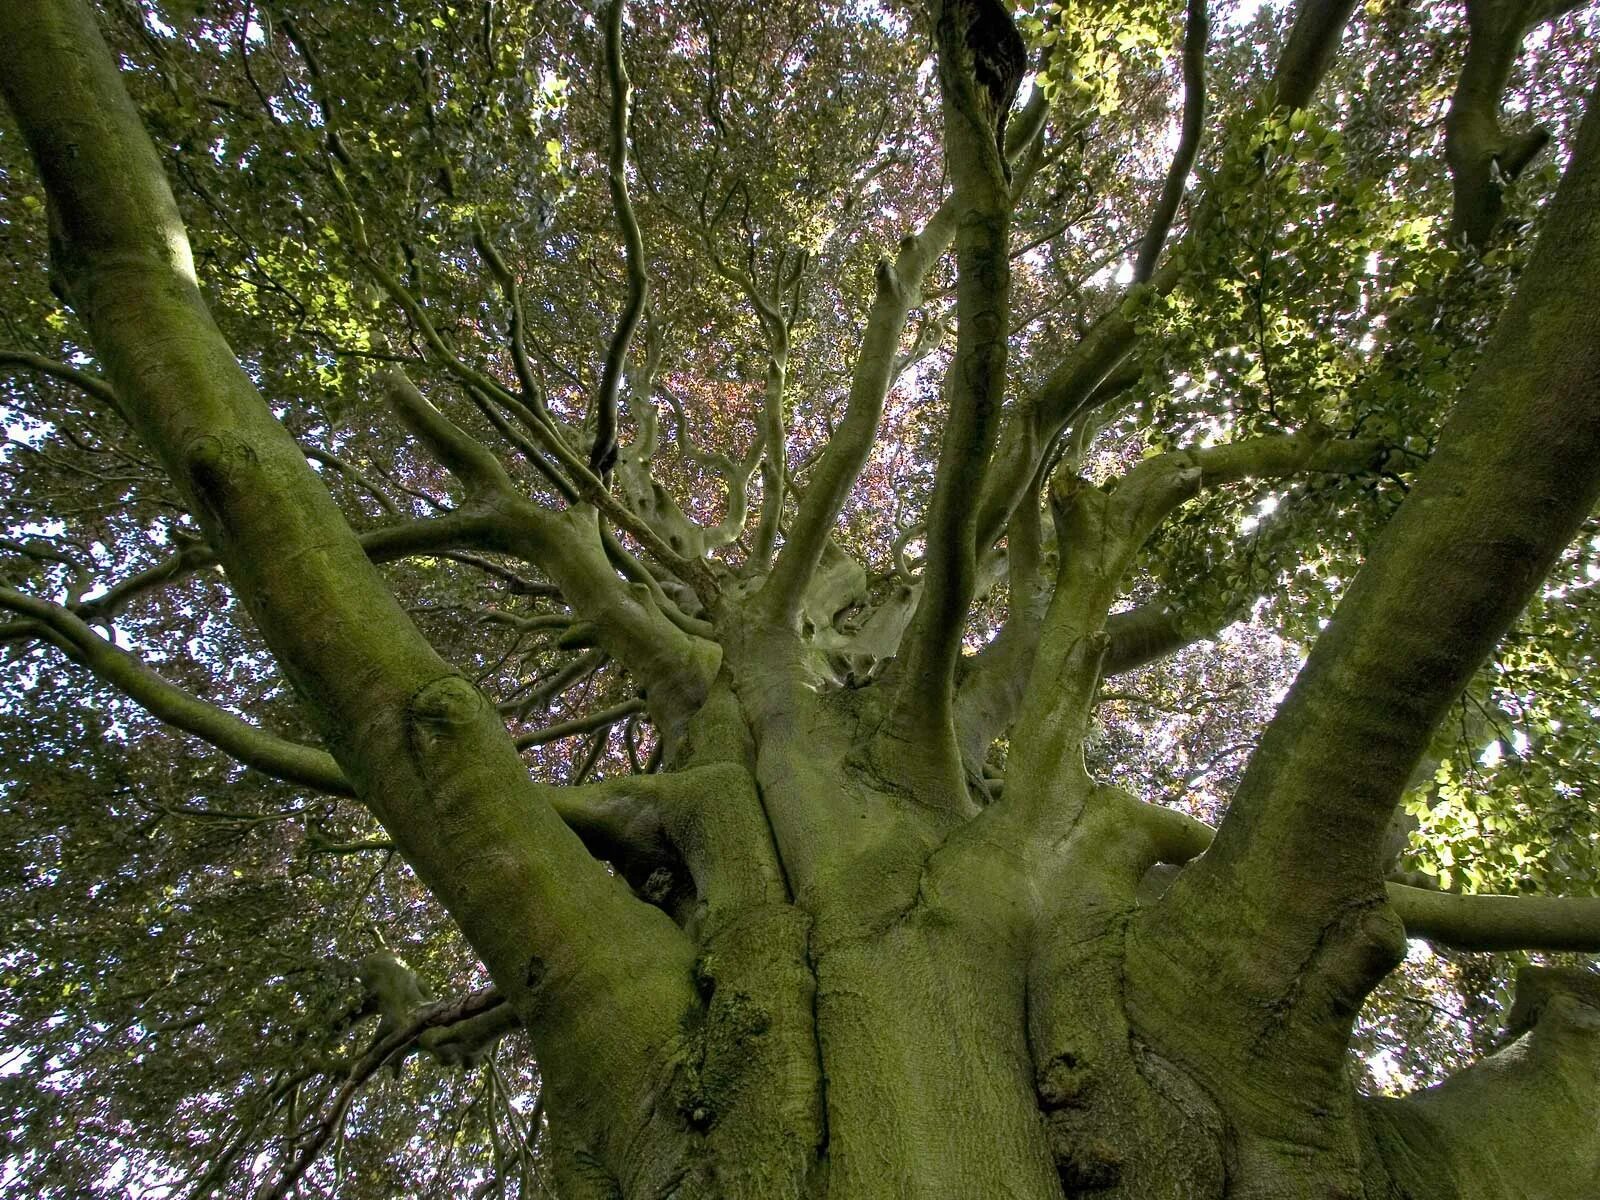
[1444,0,1581,249]
[1146,74,1600,984]
[873,0,1027,807]
[759,201,958,624]
[0,5,701,1189]
[973,0,1362,554]
[1124,71,1600,1196]
[1133,0,1209,284]
[592,0,649,479]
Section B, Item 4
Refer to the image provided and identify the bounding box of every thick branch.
[1137,802,1600,954]
[952,470,1049,769]
[1273,0,1361,110]
[1126,80,1600,1125]
[1103,603,1200,676]
[1384,885,1600,953]
[1370,966,1600,1200]
[1445,0,1555,249]
[1000,431,1388,814]
[379,363,514,499]
[881,0,1024,803]
[0,7,698,1181]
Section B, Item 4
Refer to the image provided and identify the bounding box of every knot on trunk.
[186,432,260,529]
[676,964,773,1132]
[1037,1048,1094,1109]
[1313,900,1408,1023]
[1036,1048,1127,1190]
[407,674,488,762]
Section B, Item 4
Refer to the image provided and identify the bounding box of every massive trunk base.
[532,727,1600,1200]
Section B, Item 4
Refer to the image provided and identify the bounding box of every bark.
[6,2,1600,1198]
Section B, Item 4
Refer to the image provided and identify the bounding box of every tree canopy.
[2,0,1599,1197]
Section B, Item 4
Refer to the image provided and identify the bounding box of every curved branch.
[762,200,958,620]
[379,363,514,500]
[304,447,402,516]
[260,987,511,1200]
[1134,0,1209,284]
[0,348,125,418]
[0,586,353,796]
[592,0,648,479]
[471,221,553,423]
[1272,0,1360,110]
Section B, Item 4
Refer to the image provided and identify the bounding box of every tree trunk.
[530,681,1600,1199]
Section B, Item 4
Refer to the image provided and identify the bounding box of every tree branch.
[1133,0,1209,284]
[0,9,699,1179]
[471,221,553,425]
[878,0,1025,804]
[1102,603,1201,676]
[1445,0,1556,249]
[304,447,402,516]
[1386,886,1600,953]
[378,362,515,500]
[1154,77,1600,953]
[1135,801,1600,953]
[973,0,1362,551]
[514,697,646,751]
[1124,78,1600,1134]
[952,466,1049,770]
[0,586,353,796]
[260,985,512,1200]
[592,0,648,479]
[1272,0,1360,110]
[0,348,126,419]
[761,200,958,620]
[997,431,1389,814]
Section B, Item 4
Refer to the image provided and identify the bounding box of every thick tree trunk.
[535,705,1600,1199]
[533,633,1600,1198]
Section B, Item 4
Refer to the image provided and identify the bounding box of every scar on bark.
[941,0,1028,175]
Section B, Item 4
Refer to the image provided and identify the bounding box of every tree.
[2,0,1600,1194]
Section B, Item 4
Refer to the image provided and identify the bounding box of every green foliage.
[1020,0,1174,120]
